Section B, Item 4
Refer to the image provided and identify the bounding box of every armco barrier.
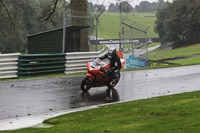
[0,53,21,79]
[18,53,66,77]
[65,52,100,74]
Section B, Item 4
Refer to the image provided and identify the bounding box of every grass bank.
[89,44,103,51]
[141,43,200,61]
[98,12,157,39]
[3,90,200,133]
[137,43,200,66]
[169,56,200,65]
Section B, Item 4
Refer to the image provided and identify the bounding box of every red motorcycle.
[81,58,125,92]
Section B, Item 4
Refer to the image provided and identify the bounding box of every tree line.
[0,0,68,53]
[1,0,198,53]
[154,0,200,48]
[89,0,168,13]
[0,0,169,53]
[135,0,168,12]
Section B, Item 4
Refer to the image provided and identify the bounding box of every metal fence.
[120,16,150,59]
[63,9,103,52]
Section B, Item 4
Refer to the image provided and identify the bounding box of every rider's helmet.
[107,47,117,59]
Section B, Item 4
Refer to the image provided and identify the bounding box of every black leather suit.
[99,52,121,73]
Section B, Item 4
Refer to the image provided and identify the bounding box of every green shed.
[27,25,89,54]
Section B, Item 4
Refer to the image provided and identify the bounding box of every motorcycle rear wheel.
[81,76,92,92]
[107,72,120,88]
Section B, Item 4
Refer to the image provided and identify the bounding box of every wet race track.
[1,65,200,121]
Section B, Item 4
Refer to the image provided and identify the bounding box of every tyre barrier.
[0,53,21,79]
[18,54,66,78]
[0,52,101,78]
[65,52,100,74]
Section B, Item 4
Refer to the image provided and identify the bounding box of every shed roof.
[28,25,90,37]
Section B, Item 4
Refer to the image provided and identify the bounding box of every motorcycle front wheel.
[81,75,92,92]
[107,72,120,88]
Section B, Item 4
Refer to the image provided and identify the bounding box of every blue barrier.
[126,56,147,68]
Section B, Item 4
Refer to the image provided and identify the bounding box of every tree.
[108,3,117,12]
[135,1,153,12]
[118,1,133,13]
[88,2,106,12]
[0,0,68,53]
[135,0,168,12]
[154,0,200,48]
[108,1,133,13]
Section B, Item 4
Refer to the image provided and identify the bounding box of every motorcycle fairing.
[87,61,110,87]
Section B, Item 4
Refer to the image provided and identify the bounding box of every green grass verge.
[131,12,156,17]
[0,72,86,82]
[169,56,200,65]
[89,44,109,53]
[4,90,200,133]
[141,44,200,60]
[89,44,103,51]
[101,44,109,53]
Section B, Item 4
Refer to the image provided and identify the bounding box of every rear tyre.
[107,72,120,88]
[81,76,92,92]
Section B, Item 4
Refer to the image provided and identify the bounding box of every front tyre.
[81,76,92,92]
[107,72,120,88]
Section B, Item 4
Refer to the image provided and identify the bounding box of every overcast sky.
[88,0,173,8]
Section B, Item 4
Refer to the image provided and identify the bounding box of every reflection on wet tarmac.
[69,88,120,108]
[81,88,119,103]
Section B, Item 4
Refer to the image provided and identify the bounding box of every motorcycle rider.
[98,47,122,80]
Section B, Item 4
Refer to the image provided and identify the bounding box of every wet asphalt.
[1,65,200,120]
